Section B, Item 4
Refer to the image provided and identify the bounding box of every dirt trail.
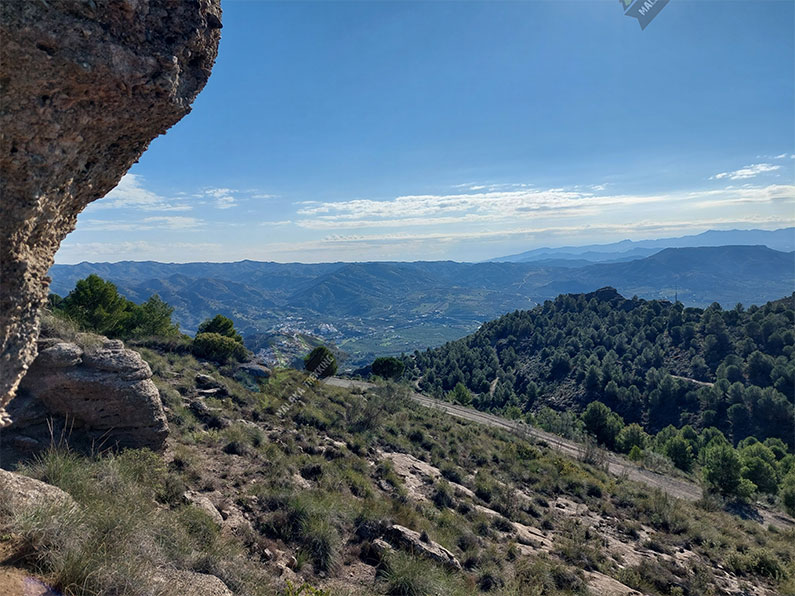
[324,377,793,530]
[670,375,714,387]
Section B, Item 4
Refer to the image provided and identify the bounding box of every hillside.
[49,246,795,368]
[3,327,794,596]
[404,288,795,450]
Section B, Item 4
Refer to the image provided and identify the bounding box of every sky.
[55,0,795,264]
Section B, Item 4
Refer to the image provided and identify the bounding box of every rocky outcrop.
[5,337,168,455]
[0,0,222,426]
[385,524,462,570]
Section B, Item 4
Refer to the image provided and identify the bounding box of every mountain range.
[50,231,795,368]
[490,227,795,263]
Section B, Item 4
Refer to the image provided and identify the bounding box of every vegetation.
[198,314,245,345]
[304,345,337,378]
[192,332,249,364]
[404,289,795,500]
[10,285,792,595]
[371,356,405,380]
[51,274,180,339]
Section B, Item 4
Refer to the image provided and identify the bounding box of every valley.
[49,235,795,370]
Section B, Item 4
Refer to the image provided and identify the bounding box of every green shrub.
[197,314,244,344]
[780,470,795,515]
[193,332,248,363]
[372,356,405,380]
[379,551,465,596]
[304,346,337,378]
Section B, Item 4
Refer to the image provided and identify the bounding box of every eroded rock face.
[0,0,222,425]
[5,337,168,455]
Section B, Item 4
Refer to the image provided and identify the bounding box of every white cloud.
[96,174,193,211]
[80,216,204,231]
[203,187,238,209]
[692,184,795,209]
[295,187,675,230]
[711,163,781,180]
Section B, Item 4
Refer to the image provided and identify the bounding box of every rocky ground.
[1,333,794,595]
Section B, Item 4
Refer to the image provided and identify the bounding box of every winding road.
[324,377,793,530]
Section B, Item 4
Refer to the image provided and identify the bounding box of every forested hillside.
[405,288,795,449]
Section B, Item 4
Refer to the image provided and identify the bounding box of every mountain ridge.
[489,227,795,263]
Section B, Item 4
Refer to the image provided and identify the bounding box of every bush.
[378,551,464,596]
[304,346,337,378]
[192,332,248,363]
[372,356,405,380]
[581,401,624,449]
[778,470,795,515]
[702,442,744,496]
[197,314,243,344]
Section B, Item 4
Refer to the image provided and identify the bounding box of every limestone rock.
[196,373,223,389]
[0,468,76,513]
[152,569,233,596]
[237,362,272,378]
[0,0,222,426]
[385,524,462,570]
[6,338,168,454]
[184,490,224,526]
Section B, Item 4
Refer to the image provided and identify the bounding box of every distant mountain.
[49,245,795,368]
[538,246,795,306]
[490,227,795,263]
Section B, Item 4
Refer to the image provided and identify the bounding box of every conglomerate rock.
[0,0,222,426]
[5,337,169,453]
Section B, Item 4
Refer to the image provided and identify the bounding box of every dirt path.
[324,377,793,530]
[670,375,714,387]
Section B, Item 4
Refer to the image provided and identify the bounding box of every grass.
[3,448,276,596]
[3,346,794,596]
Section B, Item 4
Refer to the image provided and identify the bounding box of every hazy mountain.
[49,245,795,367]
[490,227,795,263]
[538,246,795,306]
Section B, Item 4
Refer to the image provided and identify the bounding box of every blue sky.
[56,0,795,264]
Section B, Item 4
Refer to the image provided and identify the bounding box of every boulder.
[5,338,168,456]
[0,469,76,513]
[385,524,462,570]
[0,0,221,426]
[184,491,224,526]
[237,363,272,379]
[196,373,223,389]
[152,569,232,596]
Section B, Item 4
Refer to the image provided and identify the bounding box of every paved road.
[324,377,793,530]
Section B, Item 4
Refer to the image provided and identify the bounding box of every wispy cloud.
[96,174,193,212]
[80,216,204,231]
[692,184,794,209]
[203,188,238,209]
[294,186,748,230]
[711,163,781,180]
